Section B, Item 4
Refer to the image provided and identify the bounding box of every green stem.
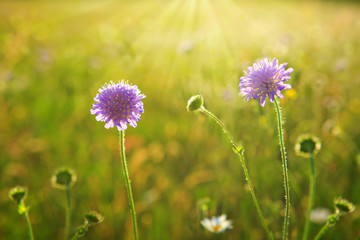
[71,232,79,240]
[237,150,274,240]
[274,98,291,240]
[71,223,89,240]
[302,153,315,240]
[314,223,330,240]
[65,185,71,240]
[200,106,274,240]
[119,130,138,240]
[24,208,34,240]
[200,107,237,147]
[314,212,341,240]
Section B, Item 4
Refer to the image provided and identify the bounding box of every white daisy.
[201,214,232,233]
[310,208,331,224]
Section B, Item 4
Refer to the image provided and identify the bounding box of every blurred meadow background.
[1,0,360,239]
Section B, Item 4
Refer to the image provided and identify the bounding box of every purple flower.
[91,81,145,131]
[239,58,293,107]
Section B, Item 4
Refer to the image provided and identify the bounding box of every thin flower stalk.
[302,152,315,240]
[51,168,77,240]
[119,130,138,240]
[24,210,34,240]
[199,106,274,240]
[71,232,80,240]
[65,185,71,240]
[274,98,291,240]
[314,212,341,240]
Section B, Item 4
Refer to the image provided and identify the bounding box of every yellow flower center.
[212,225,221,232]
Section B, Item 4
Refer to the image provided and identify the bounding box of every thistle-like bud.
[295,134,321,158]
[84,210,104,225]
[186,95,204,111]
[334,197,355,214]
[51,167,77,190]
[9,186,27,204]
[74,210,104,238]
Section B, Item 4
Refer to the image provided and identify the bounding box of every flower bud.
[295,134,321,158]
[9,186,27,204]
[327,214,338,226]
[186,95,204,111]
[334,197,355,214]
[84,210,104,225]
[51,167,77,189]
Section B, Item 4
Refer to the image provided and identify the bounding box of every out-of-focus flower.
[84,210,104,225]
[9,186,27,204]
[201,214,232,233]
[310,208,331,224]
[91,81,145,131]
[177,39,194,54]
[295,134,321,158]
[51,167,77,190]
[334,197,355,214]
[239,58,293,107]
[76,210,104,238]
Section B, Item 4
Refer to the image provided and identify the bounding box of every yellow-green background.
[1,0,359,239]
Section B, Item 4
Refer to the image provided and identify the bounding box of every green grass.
[1,0,360,239]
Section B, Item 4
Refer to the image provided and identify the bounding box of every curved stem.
[24,209,34,240]
[314,212,341,240]
[314,223,330,240]
[65,185,71,240]
[119,130,138,240]
[200,107,237,147]
[237,150,274,240]
[274,98,291,240]
[71,232,79,240]
[302,153,315,240]
[200,106,274,240]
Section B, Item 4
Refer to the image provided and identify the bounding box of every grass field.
[1,0,360,239]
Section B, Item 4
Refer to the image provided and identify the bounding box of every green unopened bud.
[84,210,104,225]
[295,134,321,158]
[51,167,77,189]
[187,95,203,111]
[76,225,87,237]
[232,144,244,154]
[327,214,338,226]
[9,186,27,204]
[334,197,355,214]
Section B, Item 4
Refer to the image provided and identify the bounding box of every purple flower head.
[239,58,293,107]
[91,80,145,131]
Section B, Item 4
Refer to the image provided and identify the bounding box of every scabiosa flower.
[201,214,232,233]
[91,81,145,131]
[239,58,293,107]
